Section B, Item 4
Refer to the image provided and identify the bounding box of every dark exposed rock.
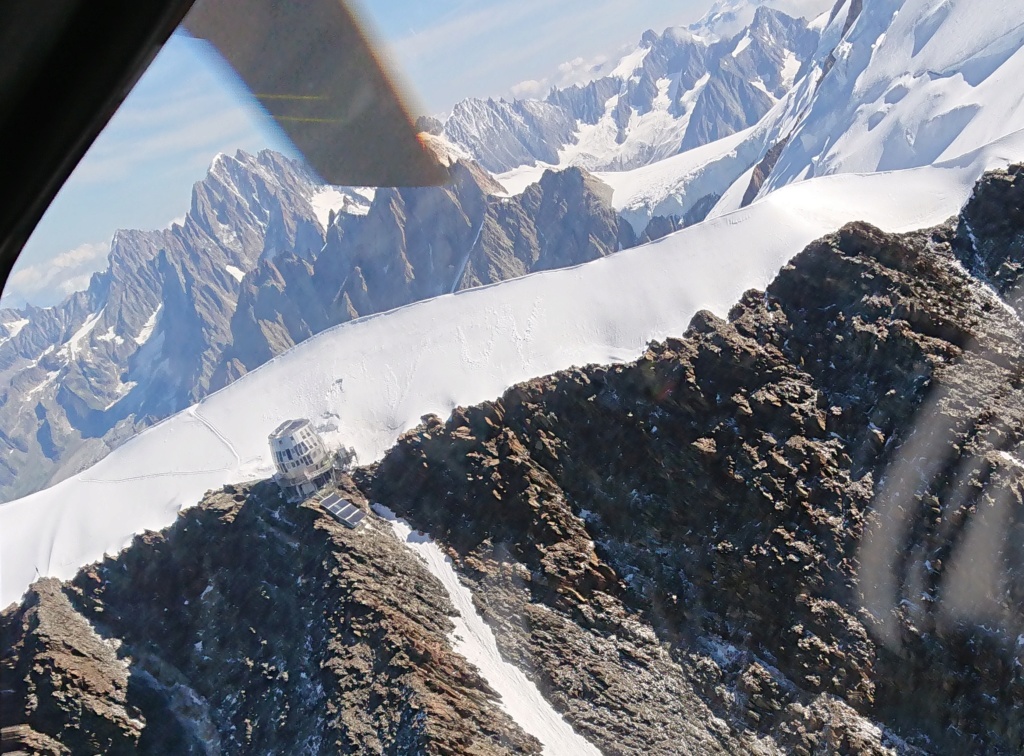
[1,579,144,753]
[1,481,540,755]
[681,66,775,152]
[683,193,722,227]
[362,177,1024,753]
[415,116,444,136]
[823,0,864,79]
[459,167,635,289]
[215,162,635,382]
[741,136,791,208]
[6,168,1024,754]
[639,215,685,245]
[955,163,1024,316]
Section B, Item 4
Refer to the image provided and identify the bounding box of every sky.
[4,0,713,308]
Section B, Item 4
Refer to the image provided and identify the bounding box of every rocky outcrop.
[363,170,1024,753]
[1,579,143,753]
[681,66,773,151]
[459,167,634,288]
[443,99,577,175]
[1,480,540,755]
[741,135,790,207]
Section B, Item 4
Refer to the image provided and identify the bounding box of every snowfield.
[3,127,1024,608]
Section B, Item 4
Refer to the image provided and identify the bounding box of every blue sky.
[5,0,711,307]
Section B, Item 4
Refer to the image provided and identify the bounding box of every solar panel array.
[320,492,367,529]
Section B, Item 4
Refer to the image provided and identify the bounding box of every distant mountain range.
[439,5,824,172]
[0,7,830,503]
[0,147,644,502]
[0,151,352,500]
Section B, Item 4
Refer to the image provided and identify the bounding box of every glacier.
[501,0,1024,231]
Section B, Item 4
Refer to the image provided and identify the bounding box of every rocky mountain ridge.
[215,161,638,385]
[4,166,1022,754]
[1,480,540,754]
[363,166,1024,754]
[0,150,349,501]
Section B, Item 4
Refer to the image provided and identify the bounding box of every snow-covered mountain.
[5,0,1024,576]
[4,125,1020,608]
[0,151,371,503]
[583,0,1024,229]
[5,0,1024,751]
[442,6,824,172]
[213,158,637,386]
[691,0,834,39]
[4,141,1024,755]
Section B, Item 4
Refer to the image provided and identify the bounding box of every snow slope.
[497,126,761,231]
[374,505,601,755]
[521,0,1024,230]
[761,0,1024,190]
[4,129,1024,608]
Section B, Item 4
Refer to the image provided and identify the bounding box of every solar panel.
[319,493,366,529]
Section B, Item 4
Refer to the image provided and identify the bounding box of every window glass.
[0,1,1020,753]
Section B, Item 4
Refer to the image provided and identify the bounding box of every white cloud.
[509,50,620,101]
[510,79,548,99]
[555,54,615,86]
[4,240,110,307]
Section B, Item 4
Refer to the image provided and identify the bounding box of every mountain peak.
[691,0,834,39]
[640,28,660,46]
[444,5,823,173]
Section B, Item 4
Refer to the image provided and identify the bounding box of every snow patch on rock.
[373,504,602,755]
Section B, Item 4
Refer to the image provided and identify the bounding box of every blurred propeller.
[0,0,445,299]
[184,0,447,187]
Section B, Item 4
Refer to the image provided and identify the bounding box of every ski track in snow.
[191,406,242,465]
[372,505,602,756]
